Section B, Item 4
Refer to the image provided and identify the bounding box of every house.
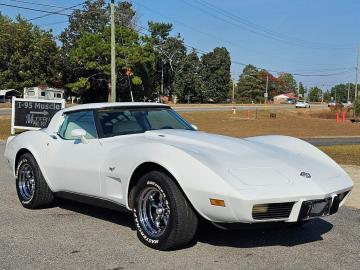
[24,87,64,100]
[273,93,298,104]
[0,89,22,103]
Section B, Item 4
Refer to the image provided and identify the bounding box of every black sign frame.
[11,97,65,134]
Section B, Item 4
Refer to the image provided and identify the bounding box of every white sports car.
[4,103,353,250]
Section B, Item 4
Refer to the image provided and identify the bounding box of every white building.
[24,87,64,100]
[0,89,22,103]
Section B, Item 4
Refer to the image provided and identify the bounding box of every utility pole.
[110,0,116,102]
[160,61,164,102]
[355,45,360,100]
[232,80,235,103]
[347,82,351,103]
[265,74,269,103]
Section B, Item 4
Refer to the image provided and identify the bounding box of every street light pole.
[110,0,116,102]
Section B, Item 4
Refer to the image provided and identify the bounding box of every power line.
[133,0,356,70]
[2,1,353,79]
[28,2,84,21]
[39,20,69,27]
[135,23,353,77]
[184,0,354,50]
[0,2,71,17]
[6,0,81,10]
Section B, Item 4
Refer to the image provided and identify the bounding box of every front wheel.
[133,171,198,250]
[16,153,54,209]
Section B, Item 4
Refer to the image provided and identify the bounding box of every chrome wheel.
[18,163,35,201]
[138,186,170,238]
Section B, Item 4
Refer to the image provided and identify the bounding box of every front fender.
[4,131,56,191]
[104,142,241,222]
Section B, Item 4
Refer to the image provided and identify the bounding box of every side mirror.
[71,128,88,144]
[191,124,198,131]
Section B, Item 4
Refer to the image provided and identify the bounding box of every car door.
[44,110,102,197]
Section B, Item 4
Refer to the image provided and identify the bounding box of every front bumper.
[193,187,352,224]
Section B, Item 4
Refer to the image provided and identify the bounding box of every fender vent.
[252,202,295,220]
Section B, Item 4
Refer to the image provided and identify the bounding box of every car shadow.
[56,199,333,249]
[196,219,333,248]
[57,199,136,230]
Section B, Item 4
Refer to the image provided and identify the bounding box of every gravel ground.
[0,143,359,270]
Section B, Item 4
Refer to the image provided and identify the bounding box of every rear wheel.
[133,171,198,250]
[16,153,54,209]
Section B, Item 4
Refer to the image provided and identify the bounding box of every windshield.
[96,107,194,138]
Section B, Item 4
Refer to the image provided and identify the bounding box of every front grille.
[252,202,295,220]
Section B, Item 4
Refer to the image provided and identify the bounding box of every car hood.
[144,129,346,189]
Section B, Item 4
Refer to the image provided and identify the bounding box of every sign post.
[11,97,65,134]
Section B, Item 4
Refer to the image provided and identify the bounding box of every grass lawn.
[0,116,10,141]
[319,145,360,166]
[180,110,360,138]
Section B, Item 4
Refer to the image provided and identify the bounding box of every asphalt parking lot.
[0,142,359,270]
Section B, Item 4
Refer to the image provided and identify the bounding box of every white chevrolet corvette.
[4,103,353,250]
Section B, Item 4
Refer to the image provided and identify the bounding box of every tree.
[0,14,60,91]
[323,91,331,103]
[173,50,203,102]
[60,0,140,102]
[148,21,173,43]
[277,73,297,94]
[308,86,322,102]
[298,82,306,98]
[354,97,360,116]
[201,47,231,102]
[237,65,261,102]
[330,83,357,103]
[67,26,154,101]
[154,35,187,98]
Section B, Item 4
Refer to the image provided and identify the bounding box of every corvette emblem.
[109,167,115,172]
[300,172,311,178]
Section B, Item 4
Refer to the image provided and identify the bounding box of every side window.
[147,109,188,130]
[58,110,98,140]
[97,110,144,137]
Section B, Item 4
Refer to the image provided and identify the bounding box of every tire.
[16,152,54,209]
[133,171,198,250]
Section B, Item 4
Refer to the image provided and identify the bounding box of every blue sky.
[1,0,359,90]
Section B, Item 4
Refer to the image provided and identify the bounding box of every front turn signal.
[210,198,226,207]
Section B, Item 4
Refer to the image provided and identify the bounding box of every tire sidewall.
[133,172,176,249]
[15,154,38,206]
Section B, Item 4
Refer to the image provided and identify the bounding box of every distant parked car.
[287,98,296,104]
[295,101,310,108]
[328,101,337,107]
[341,101,352,108]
